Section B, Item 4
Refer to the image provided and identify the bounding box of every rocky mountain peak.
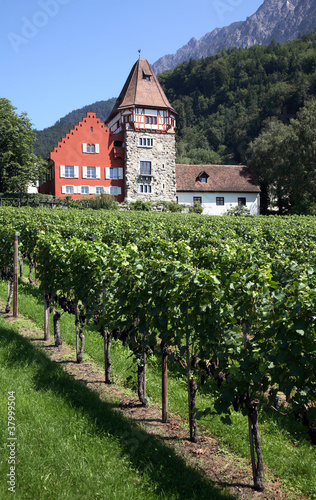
[152,0,316,74]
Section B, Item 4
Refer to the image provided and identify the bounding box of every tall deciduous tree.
[248,98,316,214]
[0,98,47,193]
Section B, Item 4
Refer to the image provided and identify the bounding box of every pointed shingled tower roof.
[106,58,176,123]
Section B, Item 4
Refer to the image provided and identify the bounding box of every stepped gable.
[176,164,260,192]
[52,112,106,153]
[106,58,176,123]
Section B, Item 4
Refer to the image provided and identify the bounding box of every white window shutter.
[82,166,87,179]
[74,166,79,178]
[89,186,96,194]
[95,144,100,153]
[105,167,110,179]
[96,167,101,179]
[82,143,87,153]
[60,165,65,178]
[74,186,80,194]
[104,186,110,194]
[61,186,66,194]
[118,168,123,179]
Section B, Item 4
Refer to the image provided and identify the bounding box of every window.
[139,185,152,194]
[81,186,89,195]
[60,165,79,178]
[238,197,246,206]
[140,161,151,175]
[138,137,154,147]
[65,166,74,178]
[110,186,122,196]
[82,143,99,153]
[196,171,209,183]
[87,167,96,179]
[193,196,202,204]
[90,127,93,132]
[110,168,118,179]
[96,187,104,195]
[105,167,123,180]
[216,197,225,205]
[66,186,74,194]
[83,166,100,179]
[145,116,157,124]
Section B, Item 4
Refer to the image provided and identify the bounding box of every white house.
[176,164,260,215]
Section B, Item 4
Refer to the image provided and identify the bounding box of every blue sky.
[1,0,263,130]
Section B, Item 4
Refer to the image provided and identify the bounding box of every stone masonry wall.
[124,129,176,203]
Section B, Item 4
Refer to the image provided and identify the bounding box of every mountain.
[157,32,316,166]
[152,0,316,74]
[34,98,116,159]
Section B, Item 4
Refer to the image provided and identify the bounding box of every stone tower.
[105,58,177,203]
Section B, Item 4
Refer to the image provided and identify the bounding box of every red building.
[40,112,125,202]
[40,57,177,203]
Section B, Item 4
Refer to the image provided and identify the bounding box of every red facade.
[39,112,125,202]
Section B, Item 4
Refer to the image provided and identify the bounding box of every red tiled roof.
[106,58,176,123]
[176,164,260,192]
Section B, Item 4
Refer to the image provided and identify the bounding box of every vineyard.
[0,207,315,495]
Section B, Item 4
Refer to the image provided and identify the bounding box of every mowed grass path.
[0,315,233,500]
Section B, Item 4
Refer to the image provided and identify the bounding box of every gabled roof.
[176,164,260,193]
[106,58,176,123]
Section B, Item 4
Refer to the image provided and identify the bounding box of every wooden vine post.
[102,284,112,384]
[75,306,79,360]
[13,232,18,318]
[186,308,198,443]
[44,293,50,340]
[242,320,265,492]
[161,341,168,423]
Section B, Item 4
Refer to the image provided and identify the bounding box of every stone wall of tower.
[124,129,176,203]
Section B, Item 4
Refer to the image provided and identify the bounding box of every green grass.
[0,271,315,499]
[0,316,233,500]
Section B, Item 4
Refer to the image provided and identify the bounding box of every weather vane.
[138,49,141,58]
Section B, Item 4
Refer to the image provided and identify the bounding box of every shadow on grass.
[0,324,236,500]
[18,279,43,303]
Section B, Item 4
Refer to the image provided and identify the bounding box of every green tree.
[287,99,316,213]
[248,119,293,214]
[0,98,47,193]
[248,99,316,214]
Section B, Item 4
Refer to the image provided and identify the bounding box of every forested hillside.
[158,32,316,166]
[34,98,116,159]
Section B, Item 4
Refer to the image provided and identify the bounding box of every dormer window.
[196,171,209,183]
[143,71,151,81]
